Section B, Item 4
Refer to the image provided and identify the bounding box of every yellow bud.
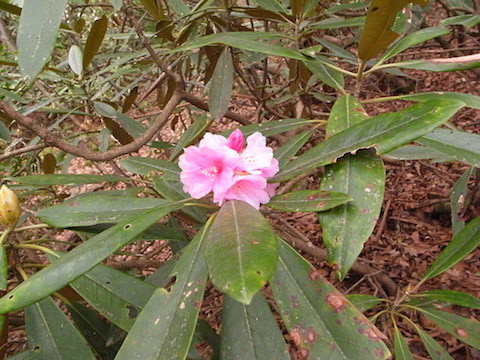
[0,185,21,229]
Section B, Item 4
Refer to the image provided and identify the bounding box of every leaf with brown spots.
[268,190,352,213]
[271,240,390,359]
[418,307,480,350]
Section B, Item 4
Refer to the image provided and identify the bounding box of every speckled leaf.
[83,16,108,69]
[268,190,351,212]
[394,327,413,360]
[418,128,480,167]
[271,240,390,359]
[274,129,314,168]
[358,0,428,61]
[209,48,234,121]
[17,0,68,81]
[416,327,454,360]
[221,293,289,360]
[417,307,480,349]
[205,200,278,305]
[25,297,96,359]
[319,95,385,279]
[115,224,209,360]
[0,201,185,314]
[70,263,156,331]
[450,167,475,236]
[423,216,480,280]
[273,100,464,181]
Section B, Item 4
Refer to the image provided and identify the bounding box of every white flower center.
[201,166,220,179]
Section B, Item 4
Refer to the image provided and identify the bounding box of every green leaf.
[274,129,314,168]
[378,27,450,64]
[358,0,428,61]
[415,327,454,360]
[0,201,185,314]
[9,174,126,186]
[205,200,278,305]
[414,290,480,310]
[418,128,480,167]
[423,216,480,280]
[318,96,384,279]
[68,302,120,359]
[310,16,366,30]
[153,176,207,223]
[251,0,287,14]
[417,307,480,349]
[271,240,390,359]
[450,167,474,236]
[393,327,413,360]
[221,293,289,360]
[25,297,96,359]
[268,190,351,212]
[120,157,180,178]
[209,48,234,121]
[441,14,480,27]
[115,224,210,360]
[37,194,169,227]
[0,121,10,141]
[371,91,480,110]
[83,16,108,69]
[383,145,449,161]
[71,263,156,331]
[304,57,344,90]
[273,100,464,181]
[346,294,382,312]
[392,55,480,72]
[169,115,212,161]
[95,102,145,139]
[110,0,123,11]
[17,0,68,81]
[222,118,316,138]
[68,45,83,76]
[0,246,7,291]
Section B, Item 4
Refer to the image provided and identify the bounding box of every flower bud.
[226,129,244,153]
[0,185,21,229]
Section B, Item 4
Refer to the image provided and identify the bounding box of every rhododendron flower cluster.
[179,129,279,209]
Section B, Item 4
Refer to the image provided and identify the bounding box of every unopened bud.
[0,185,21,229]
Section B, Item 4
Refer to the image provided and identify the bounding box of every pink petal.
[238,132,274,173]
[227,129,244,152]
[219,175,270,209]
[199,132,228,150]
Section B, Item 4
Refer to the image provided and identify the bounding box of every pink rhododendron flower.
[178,129,279,209]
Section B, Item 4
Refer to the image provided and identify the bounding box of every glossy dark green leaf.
[418,128,480,167]
[25,297,96,359]
[273,100,464,181]
[271,240,390,359]
[309,16,365,30]
[346,294,382,313]
[205,201,278,305]
[115,224,210,360]
[0,246,7,291]
[393,327,413,360]
[423,216,480,280]
[371,91,480,109]
[146,257,178,288]
[120,157,180,178]
[274,129,314,168]
[71,263,155,331]
[221,293,289,360]
[9,174,126,186]
[68,302,121,360]
[37,194,169,227]
[417,307,480,349]
[415,327,454,360]
[222,118,316,138]
[450,167,474,236]
[383,145,449,161]
[268,190,351,212]
[169,115,212,160]
[83,16,108,69]
[414,290,480,309]
[209,48,234,121]
[319,95,385,279]
[0,201,185,314]
[17,0,68,81]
